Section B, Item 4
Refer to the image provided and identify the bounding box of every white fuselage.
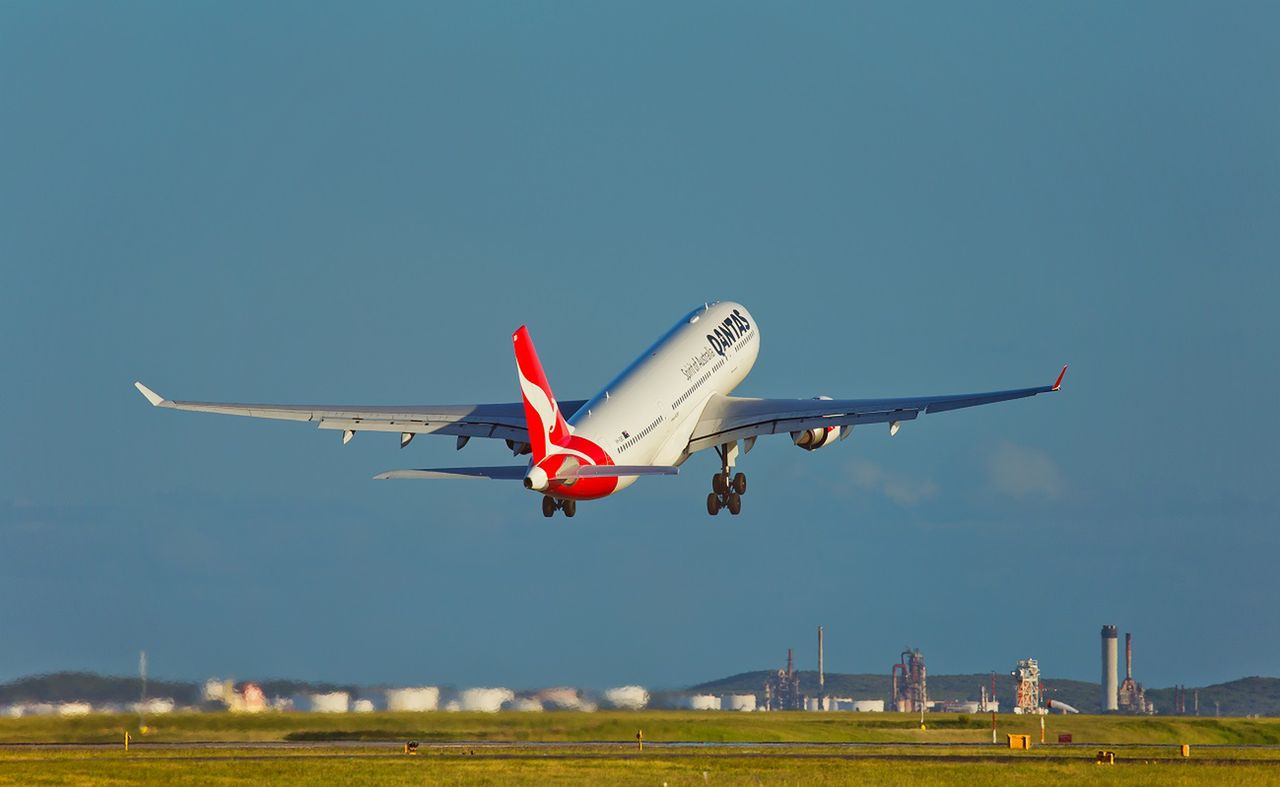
[568,302,760,490]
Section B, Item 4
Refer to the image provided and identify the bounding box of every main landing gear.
[542,496,576,518]
[707,442,747,516]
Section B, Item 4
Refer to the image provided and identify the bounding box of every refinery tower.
[1101,625,1119,711]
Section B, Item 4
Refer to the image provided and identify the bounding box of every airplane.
[134,301,1066,518]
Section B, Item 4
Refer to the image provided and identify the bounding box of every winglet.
[134,381,166,406]
[1051,364,1068,392]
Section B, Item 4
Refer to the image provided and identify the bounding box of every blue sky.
[2,2,1276,690]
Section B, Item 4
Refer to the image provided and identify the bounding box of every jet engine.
[791,426,840,450]
[791,396,842,451]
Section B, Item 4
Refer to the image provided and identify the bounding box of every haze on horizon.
[2,2,1277,690]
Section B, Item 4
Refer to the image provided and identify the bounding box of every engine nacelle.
[792,426,839,451]
[792,396,841,451]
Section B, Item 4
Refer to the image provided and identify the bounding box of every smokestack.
[786,648,793,677]
[1101,625,1118,711]
[1125,632,1133,680]
[818,626,825,697]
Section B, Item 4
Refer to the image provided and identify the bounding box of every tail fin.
[513,326,571,461]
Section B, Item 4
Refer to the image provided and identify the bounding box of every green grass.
[5,713,1280,787]
[1,747,1278,786]
[3,711,1280,746]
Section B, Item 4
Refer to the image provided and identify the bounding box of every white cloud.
[846,459,939,506]
[987,441,1066,499]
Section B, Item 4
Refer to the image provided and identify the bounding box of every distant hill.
[0,673,355,707]
[1144,678,1280,718]
[0,672,200,706]
[688,672,1280,717]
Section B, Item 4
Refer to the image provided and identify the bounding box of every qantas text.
[707,309,752,357]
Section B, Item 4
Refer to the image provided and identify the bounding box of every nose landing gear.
[708,443,746,516]
[542,497,576,518]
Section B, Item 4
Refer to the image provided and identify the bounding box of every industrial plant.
[1102,625,1156,714]
[1,622,1188,718]
[744,621,1162,716]
[892,648,927,713]
[762,648,802,711]
[1012,658,1043,714]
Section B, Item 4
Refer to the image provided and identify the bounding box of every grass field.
[3,712,1279,784]
[3,710,1280,745]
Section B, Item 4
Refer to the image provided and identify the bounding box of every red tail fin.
[513,326,571,461]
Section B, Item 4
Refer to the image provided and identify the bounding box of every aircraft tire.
[563,500,576,518]
[727,492,742,515]
[712,473,728,495]
[706,493,721,516]
[733,473,747,495]
[542,496,557,518]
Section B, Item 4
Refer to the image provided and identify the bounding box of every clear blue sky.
[2,2,1276,690]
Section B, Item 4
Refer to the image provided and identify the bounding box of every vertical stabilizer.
[513,326,571,461]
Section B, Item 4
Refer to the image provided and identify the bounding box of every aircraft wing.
[133,382,584,447]
[685,366,1066,453]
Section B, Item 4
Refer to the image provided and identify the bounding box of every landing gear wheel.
[542,496,556,518]
[707,493,721,516]
[562,500,576,518]
[727,492,742,515]
[712,473,728,495]
[732,473,747,495]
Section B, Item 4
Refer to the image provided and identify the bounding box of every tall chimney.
[787,648,793,677]
[1101,625,1118,711]
[818,626,825,698]
[1125,632,1133,680]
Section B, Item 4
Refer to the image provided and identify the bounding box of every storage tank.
[509,697,544,712]
[602,686,649,710]
[352,699,375,713]
[132,698,176,715]
[536,687,586,710]
[308,692,350,713]
[458,688,514,713]
[238,683,267,713]
[386,687,440,712]
[686,694,721,711]
[852,700,885,712]
[1101,625,1119,711]
[721,694,757,712]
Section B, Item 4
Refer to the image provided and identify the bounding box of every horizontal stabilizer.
[374,464,679,481]
[562,465,679,479]
[375,466,527,481]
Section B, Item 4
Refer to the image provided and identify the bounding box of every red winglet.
[1051,364,1068,392]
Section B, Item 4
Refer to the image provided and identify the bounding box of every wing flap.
[687,367,1065,452]
[133,380,586,445]
[687,408,922,453]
